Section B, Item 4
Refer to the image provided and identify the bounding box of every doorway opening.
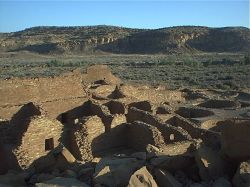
[45,138,54,151]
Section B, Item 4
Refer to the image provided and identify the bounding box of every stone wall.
[71,115,127,160]
[166,115,221,148]
[83,65,120,85]
[166,115,200,137]
[71,116,105,160]
[0,73,85,107]
[0,121,11,144]
[57,101,92,126]
[127,121,165,151]
[0,73,86,120]
[13,116,63,169]
[104,100,126,115]
[9,102,43,145]
[89,101,113,130]
[91,122,128,156]
[120,85,185,103]
[128,100,153,112]
[42,98,89,119]
[110,114,127,128]
[175,107,214,118]
[127,107,191,143]
[0,65,123,120]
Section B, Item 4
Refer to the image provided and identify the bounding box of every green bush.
[46,60,89,67]
[46,59,61,67]
[158,56,176,65]
[183,57,200,67]
[244,54,250,65]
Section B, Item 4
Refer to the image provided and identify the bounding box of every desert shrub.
[46,60,90,67]
[46,59,62,67]
[218,75,234,80]
[203,59,213,67]
[188,78,200,85]
[182,55,200,67]
[216,83,230,90]
[158,55,177,65]
[244,54,250,65]
[224,80,239,90]
[158,59,168,65]
[221,58,237,65]
[215,80,238,90]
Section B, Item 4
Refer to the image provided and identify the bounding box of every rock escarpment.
[0,26,249,54]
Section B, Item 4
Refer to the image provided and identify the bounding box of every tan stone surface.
[13,116,63,169]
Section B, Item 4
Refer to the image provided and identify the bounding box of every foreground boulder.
[128,166,158,187]
[221,119,250,161]
[154,169,182,187]
[32,146,76,173]
[77,167,95,185]
[32,152,56,173]
[29,173,55,184]
[212,177,232,187]
[150,154,194,173]
[93,157,143,186]
[35,177,90,187]
[233,160,250,187]
[0,172,27,187]
[195,143,230,181]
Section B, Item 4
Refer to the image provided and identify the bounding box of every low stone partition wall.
[127,107,192,143]
[127,121,165,151]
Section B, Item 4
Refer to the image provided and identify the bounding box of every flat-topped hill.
[0,25,249,54]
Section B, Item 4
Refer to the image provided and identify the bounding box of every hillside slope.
[0,25,249,54]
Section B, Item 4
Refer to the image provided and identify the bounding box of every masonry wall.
[110,114,127,128]
[0,73,86,120]
[42,98,89,119]
[127,121,165,151]
[13,116,63,169]
[9,103,43,145]
[127,107,191,143]
[0,121,11,144]
[71,116,105,160]
[91,123,128,156]
[166,115,221,148]
[89,101,113,130]
[83,65,121,85]
[0,74,85,106]
[128,100,153,112]
[84,114,127,155]
[104,100,126,115]
[120,85,185,104]
[175,107,214,118]
[72,115,128,160]
[166,115,200,137]
[57,100,92,126]
[81,116,106,156]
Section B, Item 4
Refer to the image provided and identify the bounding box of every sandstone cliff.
[0,25,249,54]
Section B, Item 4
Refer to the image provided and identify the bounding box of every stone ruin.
[0,65,250,187]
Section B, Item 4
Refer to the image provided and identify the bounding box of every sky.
[0,0,249,32]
